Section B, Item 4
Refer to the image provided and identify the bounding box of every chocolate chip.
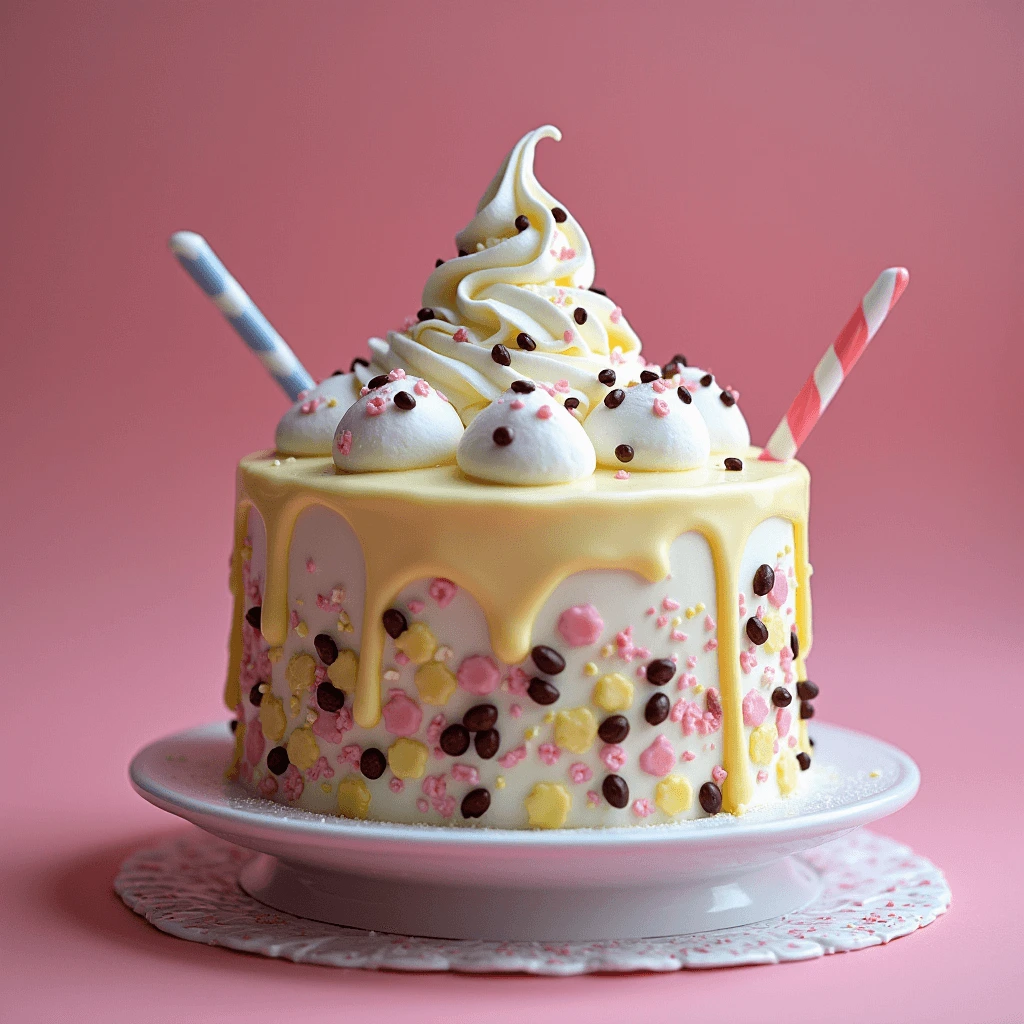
[245,606,261,631]
[316,681,345,713]
[724,457,743,471]
[564,397,580,410]
[314,633,338,665]
[809,736,815,748]
[589,286,607,296]
[515,214,530,232]
[394,391,416,410]
[230,719,238,732]
[531,645,566,675]
[516,332,537,351]
[640,370,659,383]
[614,443,634,463]
[458,248,468,257]
[598,715,630,743]
[598,368,616,386]
[461,788,491,818]
[677,385,692,404]
[752,564,775,596]
[527,677,560,705]
[720,391,736,407]
[266,746,290,775]
[604,388,625,409]
[511,379,535,393]
[368,374,389,389]
[350,356,369,372]
[671,352,688,367]
[463,704,498,732]
[790,629,800,658]
[800,700,815,720]
[435,258,445,267]
[474,729,500,759]
[332,369,345,376]
[491,343,512,366]
[746,617,769,645]
[645,693,670,725]
[417,307,434,322]
[382,608,408,639]
[360,747,387,779]
[797,680,819,700]
[646,658,676,685]
[573,307,588,325]
[796,752,812,771]
[700,373,713,387]
[439,724,470,756]
[249,683,263,707]
[552,207,567,223]
[493,426,514,446]
[771,686,792,708]
[699,781,722,814]
[602,774,629,808]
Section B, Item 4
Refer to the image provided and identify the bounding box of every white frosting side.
[457,384,596,485]
[584,381,710,471]
[275,373,361,456]
[674,367,751,454]
[333,373,464,473]
[366,126,646,421]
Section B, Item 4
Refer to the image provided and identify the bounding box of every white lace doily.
[115,829,949,973]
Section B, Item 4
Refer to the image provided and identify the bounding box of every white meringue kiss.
[333,374,464,473]
[676,368,751,454]
[275,373,361,456]
[457,384,596,485]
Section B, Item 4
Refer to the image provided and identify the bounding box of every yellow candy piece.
[553,707,597,754]
[295,621,309,638]
[524,726,539,740]
[320,781,332,794]
[289,695,300,715]
[583,662,598,677]
[287,726,320,771]
[685,607,696,619]
[337,776,371,819]
[655,774,693,816]
[525,782,571,829]
[671,616,682,628]
[240,545,253,563]
[226,720,246,780]
[749,722,778,766]
[388,737,428,779]
[696,603,705,614]
[337,611,354,633]
[543,711,555,724]
[394,622,437,664]
[259,693,287,742]
[327,648,359,692]
[762,610,786,655]
[286,652,317,696]
[414,661,458,705]
[776,749,798,796]
[592,673,634,713]
[495,776,506,790]
[268,646,283,663]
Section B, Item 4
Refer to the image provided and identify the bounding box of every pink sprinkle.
[610,306,622,324]
[422,775,446,799]
[600,744,627,771]
[652,378,668,393]
[742,690,770,727]
[788,735,797,747]
[359,386,370,397]
[563,330,574,344]
[681,750,696,762]
[712,765,728,784]
[740,649,758,674]
[407,599,425,614]
[652,398,670,418]
[510,398,525,410]
[258,774,278,797]
[639,735,676,777]
[636,664,648,678]
[306,756,333,782]
[504,666,529,695]
[678,673,697,691]
[314,665,328,684]
[510,703,523,718]
[394,651,410,666]
[645,607,656,616]
[704,614,716,631]
[536,405,553,420]
[451,763,479,784]
[299,397,323,415]
[558,247,576,261]
[416,798,429,813]
[453,328,469,343]
[336,429,353,455]
[586,790,600,806]
[776,708,792,737]
[557,603,604,647]
[614,470,631,480]
[457,654,501,695]
[554,379,570,393]
[414,379,430,396]
[498,745,527,769]
[339,744,362,767]
[434,795,456,818]
[662,597,680,611]
[756,770,769,784]
[302,558,316,575]
[366,395,386,416]
[389,777,404,793]
[569,762,593,784]
[773,740,780,754]
[538,743,562,766]
[769,570,789,608]
[656,615,669,629]
[436,390,449,403]
[290,610,299,628]
[387,368,407,381]
[426,714,445,745]
[670,629,688,642]
[704,639,718,652]
[297,390,309,400]
[632,799,653,818]
[428,577,458,607]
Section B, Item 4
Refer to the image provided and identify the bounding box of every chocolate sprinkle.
[511,379,535,393]
[316,681,345,713]
[314,633,338,665]
[598,715,630,744]
[552,207,567,223]
[461,788,491,818]
[516,332,537,351]
[644,693,671,725]
[458,248,468,257]
[698,781,722,814]
[474,729,500,759]
[249,683,263,707]
[350,356,369,372]
[800,700,815,720]
[700,373,713,387]
[393,390,416,410]
[746,617,769,645]
[435,258,445,267]
[573,307,588,325]
[598,368,616,386]
[719,390,736,407]
[230,719,238,732]
[796,752,812,771]
[439,724,471,756]
[532,645,566,675]
[752,564,775,596]
[589,286,607,296]
[267,746,290,775]
[791,629,800,658]
[797,680,820,701]
[360,748,387,779]
[671,352,688,367]
[493,426,514,446]
[724,457,743,471]
[771,686,792,708]
[527,677,560,705]
[491,343,512,366]
[368,374,389,389]
[515,214,530,232]
[245,606,262,631]
[809,736,815,748]
[463,704,498,732]
[382,608,408,639]
[417,307,434,322]
[640,370,659,383]
[564,397,580,410]
[646,658,676,685]
[604,388,625,409]
[677,385,692,404]
[602,774,629,808]
[614,443,634,463]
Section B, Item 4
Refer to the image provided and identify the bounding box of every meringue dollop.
[674,367,751,454]
[275,373,361,456]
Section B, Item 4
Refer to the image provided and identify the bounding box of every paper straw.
[169,231,315,400]
[760,267,910,462]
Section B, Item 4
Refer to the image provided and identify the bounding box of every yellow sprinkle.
[671,616,682,628]
[543,711,555,724]
[685,607,696,619]
[320,781,332,794]
[295,597,304,606]
[785,544,792,554]
[326,397,338,408]
[240,545,253,563]
[495,776,506,790]
[289,695,300,715]
[295,621,309,638]
[696,602,705,614]
[693,683,704,694]
[524,726,539,740]
[337,611,354,633]
[268,646,283,663]
[777,750,798,795]
[583,662,598,677]
[749,723,778,766]
[870,769,882,778]
[600,643,615,658]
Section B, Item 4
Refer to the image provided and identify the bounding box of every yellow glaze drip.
[225,447,812,814]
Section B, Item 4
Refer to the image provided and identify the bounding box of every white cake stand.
[129,722,918,942]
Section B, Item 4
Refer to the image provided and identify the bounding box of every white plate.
[130,722,919,941]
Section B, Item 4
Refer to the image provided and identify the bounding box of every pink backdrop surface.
[2,2,1021,1021]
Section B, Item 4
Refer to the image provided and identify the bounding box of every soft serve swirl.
[365,126,646,421]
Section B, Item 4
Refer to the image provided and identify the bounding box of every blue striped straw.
[169,231,315,400]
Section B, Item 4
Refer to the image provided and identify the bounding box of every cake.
[222,126,817,828]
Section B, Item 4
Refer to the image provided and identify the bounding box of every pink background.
[2,2,1021,1020]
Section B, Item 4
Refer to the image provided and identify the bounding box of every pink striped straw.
[760,267,909,462]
